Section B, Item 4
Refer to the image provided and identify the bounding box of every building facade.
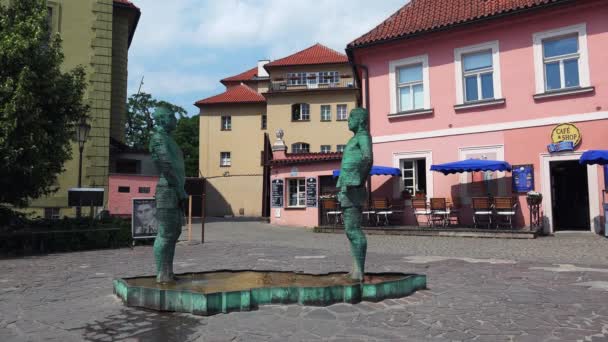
[196,44,359,217]
[348,0,607,234]
[19,0,140,217]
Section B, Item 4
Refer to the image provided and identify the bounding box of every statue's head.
[153,105,177,132]
[347,107,369,133]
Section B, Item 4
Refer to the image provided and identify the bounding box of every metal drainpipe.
[351,63,373,207]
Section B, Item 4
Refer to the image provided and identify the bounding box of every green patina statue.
[337,108,373,281]
[150,105,187,283]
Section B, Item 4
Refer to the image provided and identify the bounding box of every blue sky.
[126,0,408,116]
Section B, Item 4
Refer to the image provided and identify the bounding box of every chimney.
[257,60,270,78]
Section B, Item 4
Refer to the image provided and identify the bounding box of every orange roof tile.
[265,43,348,68]
[220,67,259,85]
[271,152,343,165]
[348,0,571,48]
[194,84,266,106]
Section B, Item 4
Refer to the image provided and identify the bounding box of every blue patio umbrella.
[579,150,608,165]
[430,159,512,175]
[332,165,400,178]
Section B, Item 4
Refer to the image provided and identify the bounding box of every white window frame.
[389,54,430,114]
[336,144,346,153]
[320,105,331,121]
[220,152,231,167]
[292,103,310,121]
[320,145,331,153]
[221,115,231,131]
[319,71,339,84]
[336,104,348,121]
[458,145,506,204]
[291,142,309,154]
[287,72,306,86]
[287,178,306,208]
[393,151,433,199]
[454,41,502,105]
[533,23,590,94]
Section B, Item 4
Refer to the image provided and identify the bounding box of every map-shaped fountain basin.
[114,270,426,316]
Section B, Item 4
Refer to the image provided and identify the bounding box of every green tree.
[125,92,186,149]
[0,0,89,207]
[172,115,199,177]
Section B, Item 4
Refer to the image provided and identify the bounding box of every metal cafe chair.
[429,198,450,228]
[361,203,376,226]
[494,197,518,229]
[323,199,342,226]
[447,197,461,226]
[373,198,392,226]
[412,197,431,227]
[472,197,493,229]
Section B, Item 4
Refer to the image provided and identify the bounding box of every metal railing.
[268,78,356,92]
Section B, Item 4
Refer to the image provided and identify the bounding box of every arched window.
[291,103,310,121]
[291,142,310,154]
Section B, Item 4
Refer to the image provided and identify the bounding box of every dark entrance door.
[550,160,589,231]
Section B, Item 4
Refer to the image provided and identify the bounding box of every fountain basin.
[113,270,426,316]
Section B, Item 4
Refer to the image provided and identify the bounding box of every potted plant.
[526,191,542,205]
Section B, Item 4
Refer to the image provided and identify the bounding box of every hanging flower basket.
[526,191,542,205]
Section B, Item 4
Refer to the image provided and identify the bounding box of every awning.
[332,165,400,178]
[579,150,608,165]
[430,159,512,175]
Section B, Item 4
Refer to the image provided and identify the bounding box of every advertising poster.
[132,198,158,239]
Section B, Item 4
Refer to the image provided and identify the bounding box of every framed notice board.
[306,177,317,208]
[512,164,534,193]
[271,179,284,208]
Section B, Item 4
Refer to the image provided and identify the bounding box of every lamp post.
[75,118,91,218]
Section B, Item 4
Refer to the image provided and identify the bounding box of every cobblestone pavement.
[1,219,608,341]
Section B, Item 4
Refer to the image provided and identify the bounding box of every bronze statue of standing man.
[337,108,373,281]
[150,105,187,283]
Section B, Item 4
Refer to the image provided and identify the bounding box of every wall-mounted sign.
[512,164,534,193]
[306,177,318,208]
[271,179,284,208]
[548,123,581,152]
[290,167,298,177]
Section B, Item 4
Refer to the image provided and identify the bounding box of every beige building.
[7,0,140,217]
[196,44,359,217]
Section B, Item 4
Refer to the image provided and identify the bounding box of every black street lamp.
[75,118,91,217]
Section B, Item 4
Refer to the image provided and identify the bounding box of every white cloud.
[130,0,407,54]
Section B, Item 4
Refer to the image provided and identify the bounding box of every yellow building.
[196,44,358,217]
[17,0,140,218]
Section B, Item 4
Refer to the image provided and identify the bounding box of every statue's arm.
[150,134,180,188]
[359,133,373,167]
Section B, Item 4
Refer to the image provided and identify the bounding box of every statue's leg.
[154,209,181,283]
[343,206,367,281]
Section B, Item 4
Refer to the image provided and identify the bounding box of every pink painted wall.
[352,1,608,231]
[108,174,159,216]
[353,1,608,138]
[270,161,340,227]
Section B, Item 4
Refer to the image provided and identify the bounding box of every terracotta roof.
[113,0,139,10]
[348,0,571,48]
[194,84,266,106]
[220,67,258,85]
[265,43,348,68]
[271,152,343,165]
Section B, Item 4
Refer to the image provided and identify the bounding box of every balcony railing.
[268,77,357,93]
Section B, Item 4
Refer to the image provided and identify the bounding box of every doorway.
[550,160,590,231]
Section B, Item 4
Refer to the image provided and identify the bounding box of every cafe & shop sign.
[548,123,581,153]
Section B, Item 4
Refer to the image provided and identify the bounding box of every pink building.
[107,148,159,217]
[347,0,608,234]
[269,131,342,227]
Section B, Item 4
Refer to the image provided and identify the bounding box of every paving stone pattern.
[1,219,608,341]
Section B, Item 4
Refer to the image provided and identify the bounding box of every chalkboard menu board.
[271,179,284,208]
[512,164,534,193]
[306,177,317,208]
